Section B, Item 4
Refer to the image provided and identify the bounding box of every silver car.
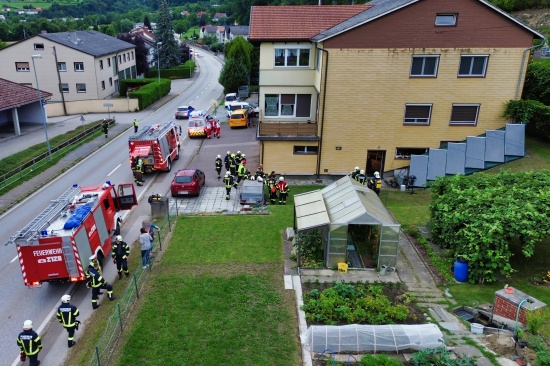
[175,105,194,119]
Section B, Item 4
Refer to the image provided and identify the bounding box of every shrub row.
[119,78,171,110]
[146,60,195,79]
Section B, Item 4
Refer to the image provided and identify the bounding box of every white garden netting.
[301,324,444,354]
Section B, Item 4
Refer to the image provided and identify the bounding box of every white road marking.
[10,255,18,263]
[107,164,121,176]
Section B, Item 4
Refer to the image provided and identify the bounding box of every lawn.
[180,26,200,41]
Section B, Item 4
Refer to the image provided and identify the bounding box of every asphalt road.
[0,50,255,365]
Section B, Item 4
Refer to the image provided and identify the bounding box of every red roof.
[0,78,52,112]
[249,5,372,41]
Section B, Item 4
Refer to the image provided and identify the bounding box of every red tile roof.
[0,78,52,112]
[249,5,372,41]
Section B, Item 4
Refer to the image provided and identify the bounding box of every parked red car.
[170,169,205,197]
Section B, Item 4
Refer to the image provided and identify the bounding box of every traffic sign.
[103,103,113,107]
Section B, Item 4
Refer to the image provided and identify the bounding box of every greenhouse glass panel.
[327,225,347,267]
[381,225,400,241]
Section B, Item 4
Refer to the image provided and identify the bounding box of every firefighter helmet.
[360,170,365,174]
[23,320,33,329]
[61,294,71,303]
[374,171,380,178]
[227,151,230,155]
[217,154,221,159]
[225,171,231,177]
[257,177,263,183]
[355,166,360,171]
[237,151,241,155]
[231,153,235,157]
[89,254,97,261]
[279,176,284,181]
[250,176,256,181]
[116,235,122,242]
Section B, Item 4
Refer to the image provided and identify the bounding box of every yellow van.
[229,109,248,128]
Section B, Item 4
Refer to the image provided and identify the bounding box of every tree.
[119,18,134,33]
[155,0,181,68]
[218,58,249,94]
[225,36,253,71]
[179,42,191,63]
[144,15,152,30]
[118,33,150,76]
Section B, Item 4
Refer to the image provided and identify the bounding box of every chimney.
[41,30,47,34]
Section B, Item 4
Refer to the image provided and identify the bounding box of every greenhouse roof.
[295,176,398,231]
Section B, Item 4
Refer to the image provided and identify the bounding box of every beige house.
[249,0,544,178]
[0,30,136,113]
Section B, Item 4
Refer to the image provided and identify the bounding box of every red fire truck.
[129,121,181,173]
[8,182,137,287]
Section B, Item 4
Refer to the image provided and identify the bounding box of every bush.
[146,60,195,79]
[119,78,172,110]
[358,354,402,366]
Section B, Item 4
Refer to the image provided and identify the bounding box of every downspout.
[315,45,329,181]
[515,40,545,100]
[52,46,67,116]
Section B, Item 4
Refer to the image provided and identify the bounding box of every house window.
[107,58,111,67]
[109,77,113,86]
[131,51,134,60]
[16,62,30,72]
[76,83,86,93]
[410,55,439,77]
[101,80,105,90]
[450,104,479,125]
[294,146,318,155]
[60,83,69,93]
[118,55,121,63]
[316,49,322,71]
[99,60,103,70]
[34,43,44,50]
[435,14,457,26]
[395,147,428,159]
[404,104,432,125]
[274,48,310,67]
[123,54,126,62]
[58,62,67,72]
[265,94,312,117]
[74,62,84,72]
[458,55,488,77]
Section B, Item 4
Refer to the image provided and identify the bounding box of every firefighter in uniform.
[17,320,42,365]
[112,235,130,279]
[224,151,231,171]
[234,160,247,188]
[276,176,290,204]
[215,155,223,179]
[223,172,233,200]
[357,170,367,185]
[86,255,115,309]
[255,164,265,180]
[350,166,360,181]
[374,171,382,196]
[102,119,109,138]
[234,151,243,165]
[229,153,237,177]
[133,118,139,133]
[57,294,80,348]
[266,174,278,204]
[133,157,144,186]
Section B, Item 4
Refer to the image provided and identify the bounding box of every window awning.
[130,146,151,157]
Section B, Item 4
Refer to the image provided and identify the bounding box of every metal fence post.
[157,230,162,251]
[167,209,171,232]
[95,346,101,366]
[117,303,123,332]
[133,274,139,299]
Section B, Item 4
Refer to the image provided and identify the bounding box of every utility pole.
[52,46,67,116]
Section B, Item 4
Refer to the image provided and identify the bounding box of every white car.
[225,101,259,118]
[225,93,238,104]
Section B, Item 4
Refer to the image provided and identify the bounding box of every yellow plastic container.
[338,263,348,273]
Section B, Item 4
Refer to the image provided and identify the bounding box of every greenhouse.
[301,324,444,354]
[293,176,400,269]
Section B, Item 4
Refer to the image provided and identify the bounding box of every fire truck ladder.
[6,185,81,246]
[134,121,174,140]
[61,237,79,278]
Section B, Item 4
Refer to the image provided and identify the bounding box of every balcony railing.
[258,121,318,140]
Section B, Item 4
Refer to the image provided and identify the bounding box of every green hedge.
[146,60,195,79]
[119,78,172,110]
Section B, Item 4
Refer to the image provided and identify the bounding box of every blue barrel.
[454,258,469,282]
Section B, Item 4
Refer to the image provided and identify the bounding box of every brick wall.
[493,294,528,325]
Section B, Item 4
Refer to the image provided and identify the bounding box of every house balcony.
[257,121,319,141]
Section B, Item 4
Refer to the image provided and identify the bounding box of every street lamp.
[31,54,52,161]
[156,41,162,84]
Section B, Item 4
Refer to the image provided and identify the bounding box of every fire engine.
[129,121,181,173]
[7,182,138,287]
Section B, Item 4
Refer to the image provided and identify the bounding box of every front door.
[366,150,386,177]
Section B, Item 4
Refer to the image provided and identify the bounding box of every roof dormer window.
[435,14,457,26]
[34,43,44,50]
